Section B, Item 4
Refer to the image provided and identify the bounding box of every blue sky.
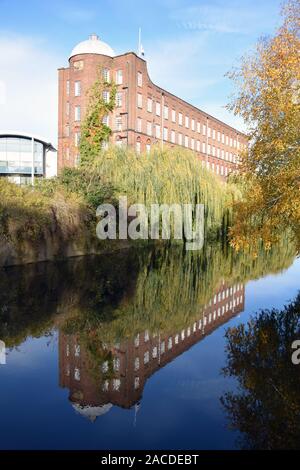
[0,0,283,144]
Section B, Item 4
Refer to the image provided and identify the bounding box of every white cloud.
[171,1,281,35]
[145,32,246,131]
[0,34,62,145]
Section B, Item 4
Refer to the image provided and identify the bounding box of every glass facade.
[0,136,44,176]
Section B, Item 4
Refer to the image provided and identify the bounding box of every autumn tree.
[227,0,300,251]
[79,68,117,165]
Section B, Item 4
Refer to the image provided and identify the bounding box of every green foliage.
[57,167,117,209]
[87,145,242,238]
[79,68,117,164]
[0,177,52,243]
[0,177,91,250]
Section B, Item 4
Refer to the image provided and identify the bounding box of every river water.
[0,242,299,449]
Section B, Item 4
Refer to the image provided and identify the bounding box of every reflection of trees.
[0,236,296,351]
[221,293,300,449]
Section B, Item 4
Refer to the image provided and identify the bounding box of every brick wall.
[58,51,248,178]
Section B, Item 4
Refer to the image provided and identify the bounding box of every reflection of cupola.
[72,403,113,422]
[69,34,115,60]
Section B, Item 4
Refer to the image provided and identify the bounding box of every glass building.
[0,132,56,184]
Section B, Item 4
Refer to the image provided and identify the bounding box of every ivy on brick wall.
[79,67,117,165]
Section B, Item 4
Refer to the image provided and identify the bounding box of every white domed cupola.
[69,34,115,60]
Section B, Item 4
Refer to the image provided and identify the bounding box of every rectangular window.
[137,93,143,108]
[217,131,221,142]
[116,69,123,85]
[230,137,233,147]
[74,81,81,97]
[155,124,161,138]
[136,117,142,132]
[74,132,81,147]
[171,130,175,143]
[208,127,211,138]
[226,135,229,145]
[116,91,122,107]
[103,91,110,103]
[179,112,183,126]
[222,133,225,143]
[202,142,206,153]
[196,140,200,152]
[208,144,211,155]
[191,119,195,131]
[164,105,168,119]
[171,109,176,123]
[136,141,141,153]
[103,68,110,82]
[74,105,81,121]
[146,143,151,154]
[66,102,70,116]
[156,102,161,116]
[203,124,206,135]
[116,117,122,131]
[146,121,152,136]
[185,116,189,128]
[178,133,182,145]
[212,146,216,157]
[137,71,143,87]
[102,115,109,126]
[184,135,189,148]
[191,138,195,150]
[66,80,70,96]
[197,122,200,133]
[163,127,168,141]
[212,129,216,140]
[155,124,160,139]
[147,98,153,112]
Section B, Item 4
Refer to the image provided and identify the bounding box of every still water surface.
[0,242,299,449]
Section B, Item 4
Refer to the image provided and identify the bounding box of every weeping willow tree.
[84,145,241,238]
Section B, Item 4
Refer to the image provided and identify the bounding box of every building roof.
[0,130,56,152]
[69,34,115,60]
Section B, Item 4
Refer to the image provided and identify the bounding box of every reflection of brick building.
[58,34,247,176]
[59,281,245,420]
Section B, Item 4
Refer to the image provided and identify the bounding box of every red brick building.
[58,34,247,177]
[59,280,245,420]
